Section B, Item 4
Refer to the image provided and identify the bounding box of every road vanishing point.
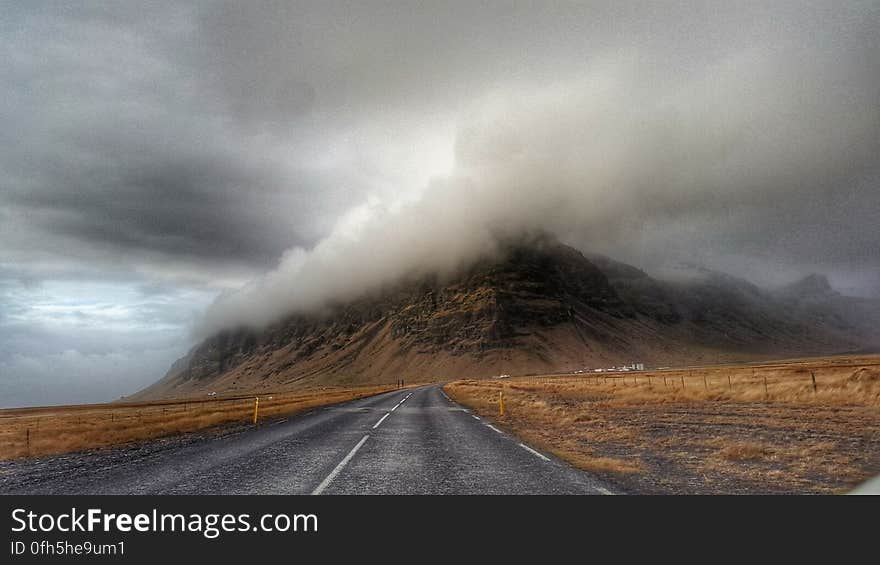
[0,385,615,495]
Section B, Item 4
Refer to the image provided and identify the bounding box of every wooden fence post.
[811,371,817,393]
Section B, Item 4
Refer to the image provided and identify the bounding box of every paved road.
[0,385,614,495]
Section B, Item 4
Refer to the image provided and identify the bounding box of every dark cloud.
[0,2,360,281]
[1,2,879,402]
[6,144,322,266]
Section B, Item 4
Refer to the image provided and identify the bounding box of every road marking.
[372,412,390,429]
[440,390,452,402]
[269,418,288,427]
[390,396,407,412]
[595,486,615,495]
[519,443,551,462]
[471,414,481,421]
[311,435,369,495]
[391,392,412,413]
[486,424,503,434]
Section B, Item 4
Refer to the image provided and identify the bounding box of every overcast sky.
[1,1,878,407]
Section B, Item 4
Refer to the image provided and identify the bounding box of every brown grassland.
[444,355,880,494]
[0,385,399,460]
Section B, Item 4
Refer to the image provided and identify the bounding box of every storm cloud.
[198,1,880,333]
[1,2,879,404]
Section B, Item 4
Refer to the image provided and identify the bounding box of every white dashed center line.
[390,392,411,412]
[486,424,504,434]
[312,434,370,495]
[471,414,481,421]
[372,412,390,429]
[595,486,615,495]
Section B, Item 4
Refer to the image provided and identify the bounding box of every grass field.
[0,385,399,460]
[445,355,880,494]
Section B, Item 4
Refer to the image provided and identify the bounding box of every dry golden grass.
[445,354,880,494]
[0,385,399,460]
[717,442,773,461]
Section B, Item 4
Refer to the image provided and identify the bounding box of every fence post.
[811,371,817,393]
[728,375,732,390]
[763,376,768,397]
[680,376,685,389]
[703,375,708,390]
[26,428,30,457]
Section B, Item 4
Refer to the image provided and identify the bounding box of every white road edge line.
[519,443,551,462]
[311,434,369,495]
[471,414,481,421]
[486,424,503,434]
[372,412,390,429]
[595,486,615,495]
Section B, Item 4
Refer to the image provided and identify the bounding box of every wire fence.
[0,383,403,460]
[504,362,880,396]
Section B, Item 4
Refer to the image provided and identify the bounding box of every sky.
[1,1,879,407]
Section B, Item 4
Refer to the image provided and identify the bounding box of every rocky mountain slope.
[135,237,880,399]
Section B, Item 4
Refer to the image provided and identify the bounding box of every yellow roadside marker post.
[253,397,260,424]
[499,390,504,417]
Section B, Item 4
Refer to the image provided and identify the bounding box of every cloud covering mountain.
[1,2,878,405]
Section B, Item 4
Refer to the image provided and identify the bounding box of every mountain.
[135,237,880,399]
[772,273,880,346]
[778,273,835,300]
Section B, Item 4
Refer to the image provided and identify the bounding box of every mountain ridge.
[133,238,880,400]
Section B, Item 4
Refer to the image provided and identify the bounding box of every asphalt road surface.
[0,385,615,495]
